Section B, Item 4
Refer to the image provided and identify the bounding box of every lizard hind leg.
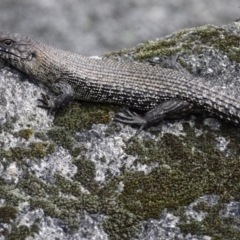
[114,99,193,131]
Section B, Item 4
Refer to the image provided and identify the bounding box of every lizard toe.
[114,110,147,126]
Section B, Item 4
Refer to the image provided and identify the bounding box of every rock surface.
[1,19,240,240]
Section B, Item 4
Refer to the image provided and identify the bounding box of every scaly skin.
[0,31,239,129]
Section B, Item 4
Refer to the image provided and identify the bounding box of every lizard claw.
[37,93,56,114]
[37,93,49,105]
[114,109,147,131]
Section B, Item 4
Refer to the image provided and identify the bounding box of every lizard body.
[0,31,239,129]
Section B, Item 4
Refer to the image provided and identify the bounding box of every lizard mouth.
[0,50,21,61]
[0,49,31,62]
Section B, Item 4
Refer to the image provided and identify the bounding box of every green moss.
[0,142,55,166]
[192,200,212,213]
[47,127,75,152]
[115,122,240,238]
[10,164,140,239]
[34,131,48,141]
[71,147,83,157]
[105,122,122,136]
[0,186,25,207]
[1,218,39,239]
[17,128,34,140]
[0,206,17,223]
[134,25,240,63]
[16,173,98,230]
[106,24,240,64]
[30,220,40,236]
[2,121,240,239]
[178,200,240,239]
[7,225,31,240]
[28,189,99,230]
[28,142,55,158]
[45,101,119,154]
[46,102,118,154]
[0,186,37,239]
[30,198,58,217]
[53,102,120,133]
[18,174,59,198]
[73,156,99,193]
[102,209,140,240]
[9,121,240,239]
[0,117,18,133]
[55,173,82,197]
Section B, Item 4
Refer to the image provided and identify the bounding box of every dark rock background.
[0,0,239,55]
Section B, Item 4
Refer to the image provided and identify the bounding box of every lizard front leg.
[37,81,74,114]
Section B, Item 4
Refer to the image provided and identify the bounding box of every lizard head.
[0,31,36,72]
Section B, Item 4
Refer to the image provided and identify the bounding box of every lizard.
[0,31,239,131]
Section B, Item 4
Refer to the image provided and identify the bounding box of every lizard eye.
[3,39,13,46]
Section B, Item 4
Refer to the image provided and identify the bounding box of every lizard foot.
[37,93,58,114]
[114,100,194,135]
[114,109,147,134]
